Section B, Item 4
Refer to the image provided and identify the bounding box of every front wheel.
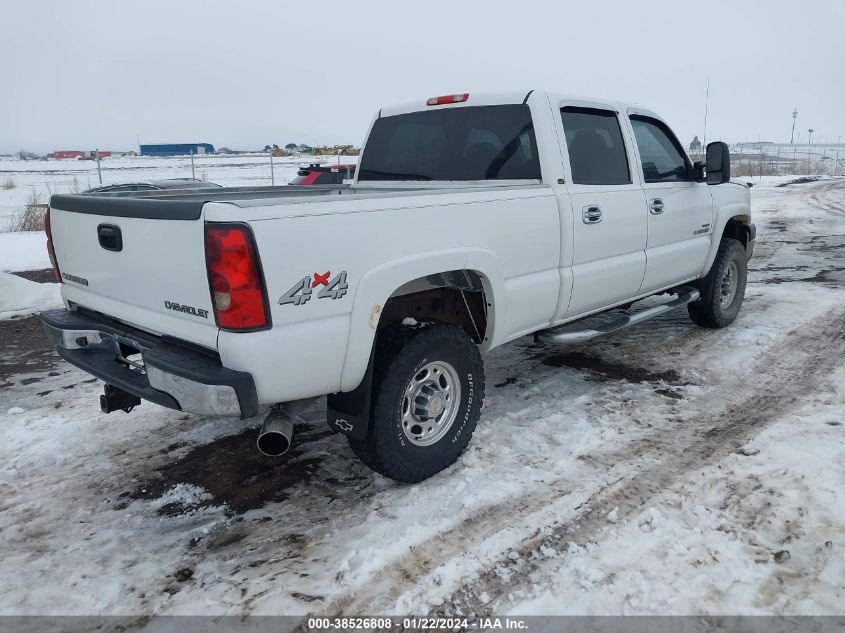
[688,238,748,328]
[349,323,485,483]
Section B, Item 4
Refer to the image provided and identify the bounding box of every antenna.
[702,76,710,150]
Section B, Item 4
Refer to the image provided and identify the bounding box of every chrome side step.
[535,286,700,345]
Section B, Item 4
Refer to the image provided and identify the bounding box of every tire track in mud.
[309,305,845,617]
[807,178,845,215]
[434,306,845,615]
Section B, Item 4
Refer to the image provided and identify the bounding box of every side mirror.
[706,141,731,185]
[691,161,706,183]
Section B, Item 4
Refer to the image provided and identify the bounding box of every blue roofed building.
[139,143,215,157]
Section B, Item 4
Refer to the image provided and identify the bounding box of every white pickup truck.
[41,90,755,482]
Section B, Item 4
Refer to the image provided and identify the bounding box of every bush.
[2,189,46,232]
[3,175,16,190]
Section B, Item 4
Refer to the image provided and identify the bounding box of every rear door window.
[560,107,631,185]
[358,105,541,181]
[629,115,692,183]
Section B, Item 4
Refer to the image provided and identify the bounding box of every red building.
[48,150,84,159]
[47,150,112,160]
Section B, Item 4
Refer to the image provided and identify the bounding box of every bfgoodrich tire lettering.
[349,323,485,483]
[688,238,748,328]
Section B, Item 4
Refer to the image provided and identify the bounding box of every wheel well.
[379,270,489,343]
[722,216,750,247]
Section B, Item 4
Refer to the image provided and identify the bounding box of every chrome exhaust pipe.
[256,398,316,457]
[257,408,293,456]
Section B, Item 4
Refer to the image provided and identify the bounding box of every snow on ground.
[0,232,50,273]
[510,371,845,615]
[0,273,62,320]
[0,176,842,617]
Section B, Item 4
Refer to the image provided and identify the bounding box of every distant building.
[48,150,112,160]
[139,143,215,157]
[48,150,85,159]
[689,136,702,153]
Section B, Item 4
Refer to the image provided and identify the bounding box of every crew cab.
[41,90,755,482]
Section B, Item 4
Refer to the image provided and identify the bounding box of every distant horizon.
[4,140,845,159]
[3,140,366,155]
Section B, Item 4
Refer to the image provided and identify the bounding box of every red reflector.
[44,209,61,282]
[205,224,269,330]
[426,93,469,106]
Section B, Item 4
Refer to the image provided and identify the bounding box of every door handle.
[97,224,123,252]
[649,198,664,215]
[582,205,603,224]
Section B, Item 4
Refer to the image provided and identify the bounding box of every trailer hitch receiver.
[100,384,141,414]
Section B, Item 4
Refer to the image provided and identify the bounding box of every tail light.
[205,224,270,330]
[44,209,61,282]
[426,93,469,106]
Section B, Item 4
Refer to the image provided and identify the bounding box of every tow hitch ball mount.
[100,384,141,414]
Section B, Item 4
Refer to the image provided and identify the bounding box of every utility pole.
[270,151,275,186]
[95,149,103,184]
[791,108,798,144]
[190,150,196,180]
[807,129,814,175]
[702,76,710,150]
[835,136,841,177]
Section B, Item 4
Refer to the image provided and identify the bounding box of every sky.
[1,0,843,154]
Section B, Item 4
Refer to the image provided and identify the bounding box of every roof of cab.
[379,90,535,117]
[378,90,661,123]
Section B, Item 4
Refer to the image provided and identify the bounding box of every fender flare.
[701,203,751,276]
[338,247,504,393]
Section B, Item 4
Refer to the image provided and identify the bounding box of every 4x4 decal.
[279,271,348,306]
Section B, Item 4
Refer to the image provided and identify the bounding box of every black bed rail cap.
[50,194,205,220]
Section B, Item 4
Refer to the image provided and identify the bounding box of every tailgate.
[48,194,219,349]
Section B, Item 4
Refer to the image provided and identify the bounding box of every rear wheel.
[349,323,485,483]
[688,238,748,328]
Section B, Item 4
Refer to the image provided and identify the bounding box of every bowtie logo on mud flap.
[334,418,354,432]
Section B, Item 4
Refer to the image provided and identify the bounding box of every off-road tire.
[688,238,748,328]
[349,323,485,483]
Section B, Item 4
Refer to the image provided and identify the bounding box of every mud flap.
[326,348,374,441]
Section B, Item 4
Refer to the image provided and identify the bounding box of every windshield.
[358,105,541,182]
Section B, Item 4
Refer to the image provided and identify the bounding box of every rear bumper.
[40,309,258,418]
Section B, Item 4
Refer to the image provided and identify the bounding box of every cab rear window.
[358,105,541,182]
